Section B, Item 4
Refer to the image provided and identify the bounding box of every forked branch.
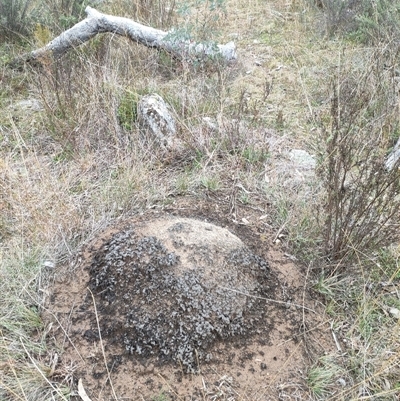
[12,6,237,67]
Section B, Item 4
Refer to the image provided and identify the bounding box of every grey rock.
[11,98,43,113]
[288,149,316,169]
[137,93,177,149]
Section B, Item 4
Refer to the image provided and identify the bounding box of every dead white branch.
[385,137,400,171]
[13,6,236,66]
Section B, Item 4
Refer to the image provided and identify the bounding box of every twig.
[20,337,69,401]
[78,378,93,401]
[277,319,331,347]
[302,263,312,335]
[273,219,289,243]
[218,286,317,314]
[157,373,183,400]
[259,340,304,400]
[87,287,118,401]
[0,379,26,401]
[23,290,85,363]
[330,321,342,352]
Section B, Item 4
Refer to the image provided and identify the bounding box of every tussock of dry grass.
[311,255,400,400]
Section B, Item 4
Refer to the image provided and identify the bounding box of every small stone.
[12,99,43,112]
[43,261,55,268]
[389,307,400,319]
[202,117,218,132]
[288,149,316,169]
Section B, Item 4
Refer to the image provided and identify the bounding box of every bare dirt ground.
[44,198,334,401]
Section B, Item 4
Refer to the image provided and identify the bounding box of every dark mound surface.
[86,217,278,371]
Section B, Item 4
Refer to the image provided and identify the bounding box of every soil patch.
[44,199,332,400]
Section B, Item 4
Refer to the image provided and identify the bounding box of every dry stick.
[276,319,331,348]
[9,363,28,400]
[272,219,289,243]
[0,335,28,401]
[201,376,207,394]
[48,348,59,377]
[218,286,317,314]
[87,287,118,401]
[20,337,69,401]
[157,374,184,401]
[78,378,93,401]
[207,366,241,398]
[12,6,236,67]
[302,262,311,337]
[330,321,342,352]
[0,379,26,401]
[64,303,84,359]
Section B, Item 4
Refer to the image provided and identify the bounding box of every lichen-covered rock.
[137,93,177,149]
[9,98,43,114]
[289,149,316,170]
[87,216,274,372]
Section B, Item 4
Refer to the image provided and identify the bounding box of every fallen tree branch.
[11,6,236,68]
[385,137,400,171]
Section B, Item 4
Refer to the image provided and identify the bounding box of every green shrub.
[117,90,139,131]
[0,0,36,38]
[309,0,400,44]
[40,0,94,32]
[0,0,97,41]
[175,0,226,43]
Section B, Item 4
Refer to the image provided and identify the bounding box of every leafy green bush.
[0,0,95,40]
[176,0,226,43]
[0,0,36,38]
[117,90,140,131]
[309,0,400,44]
[40,0,95,32]
[349,0,400,44]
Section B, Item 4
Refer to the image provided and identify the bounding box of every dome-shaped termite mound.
[86,216,276,372]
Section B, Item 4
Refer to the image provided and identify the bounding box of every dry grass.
[311,249,400,400]
[1,0,400,399]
